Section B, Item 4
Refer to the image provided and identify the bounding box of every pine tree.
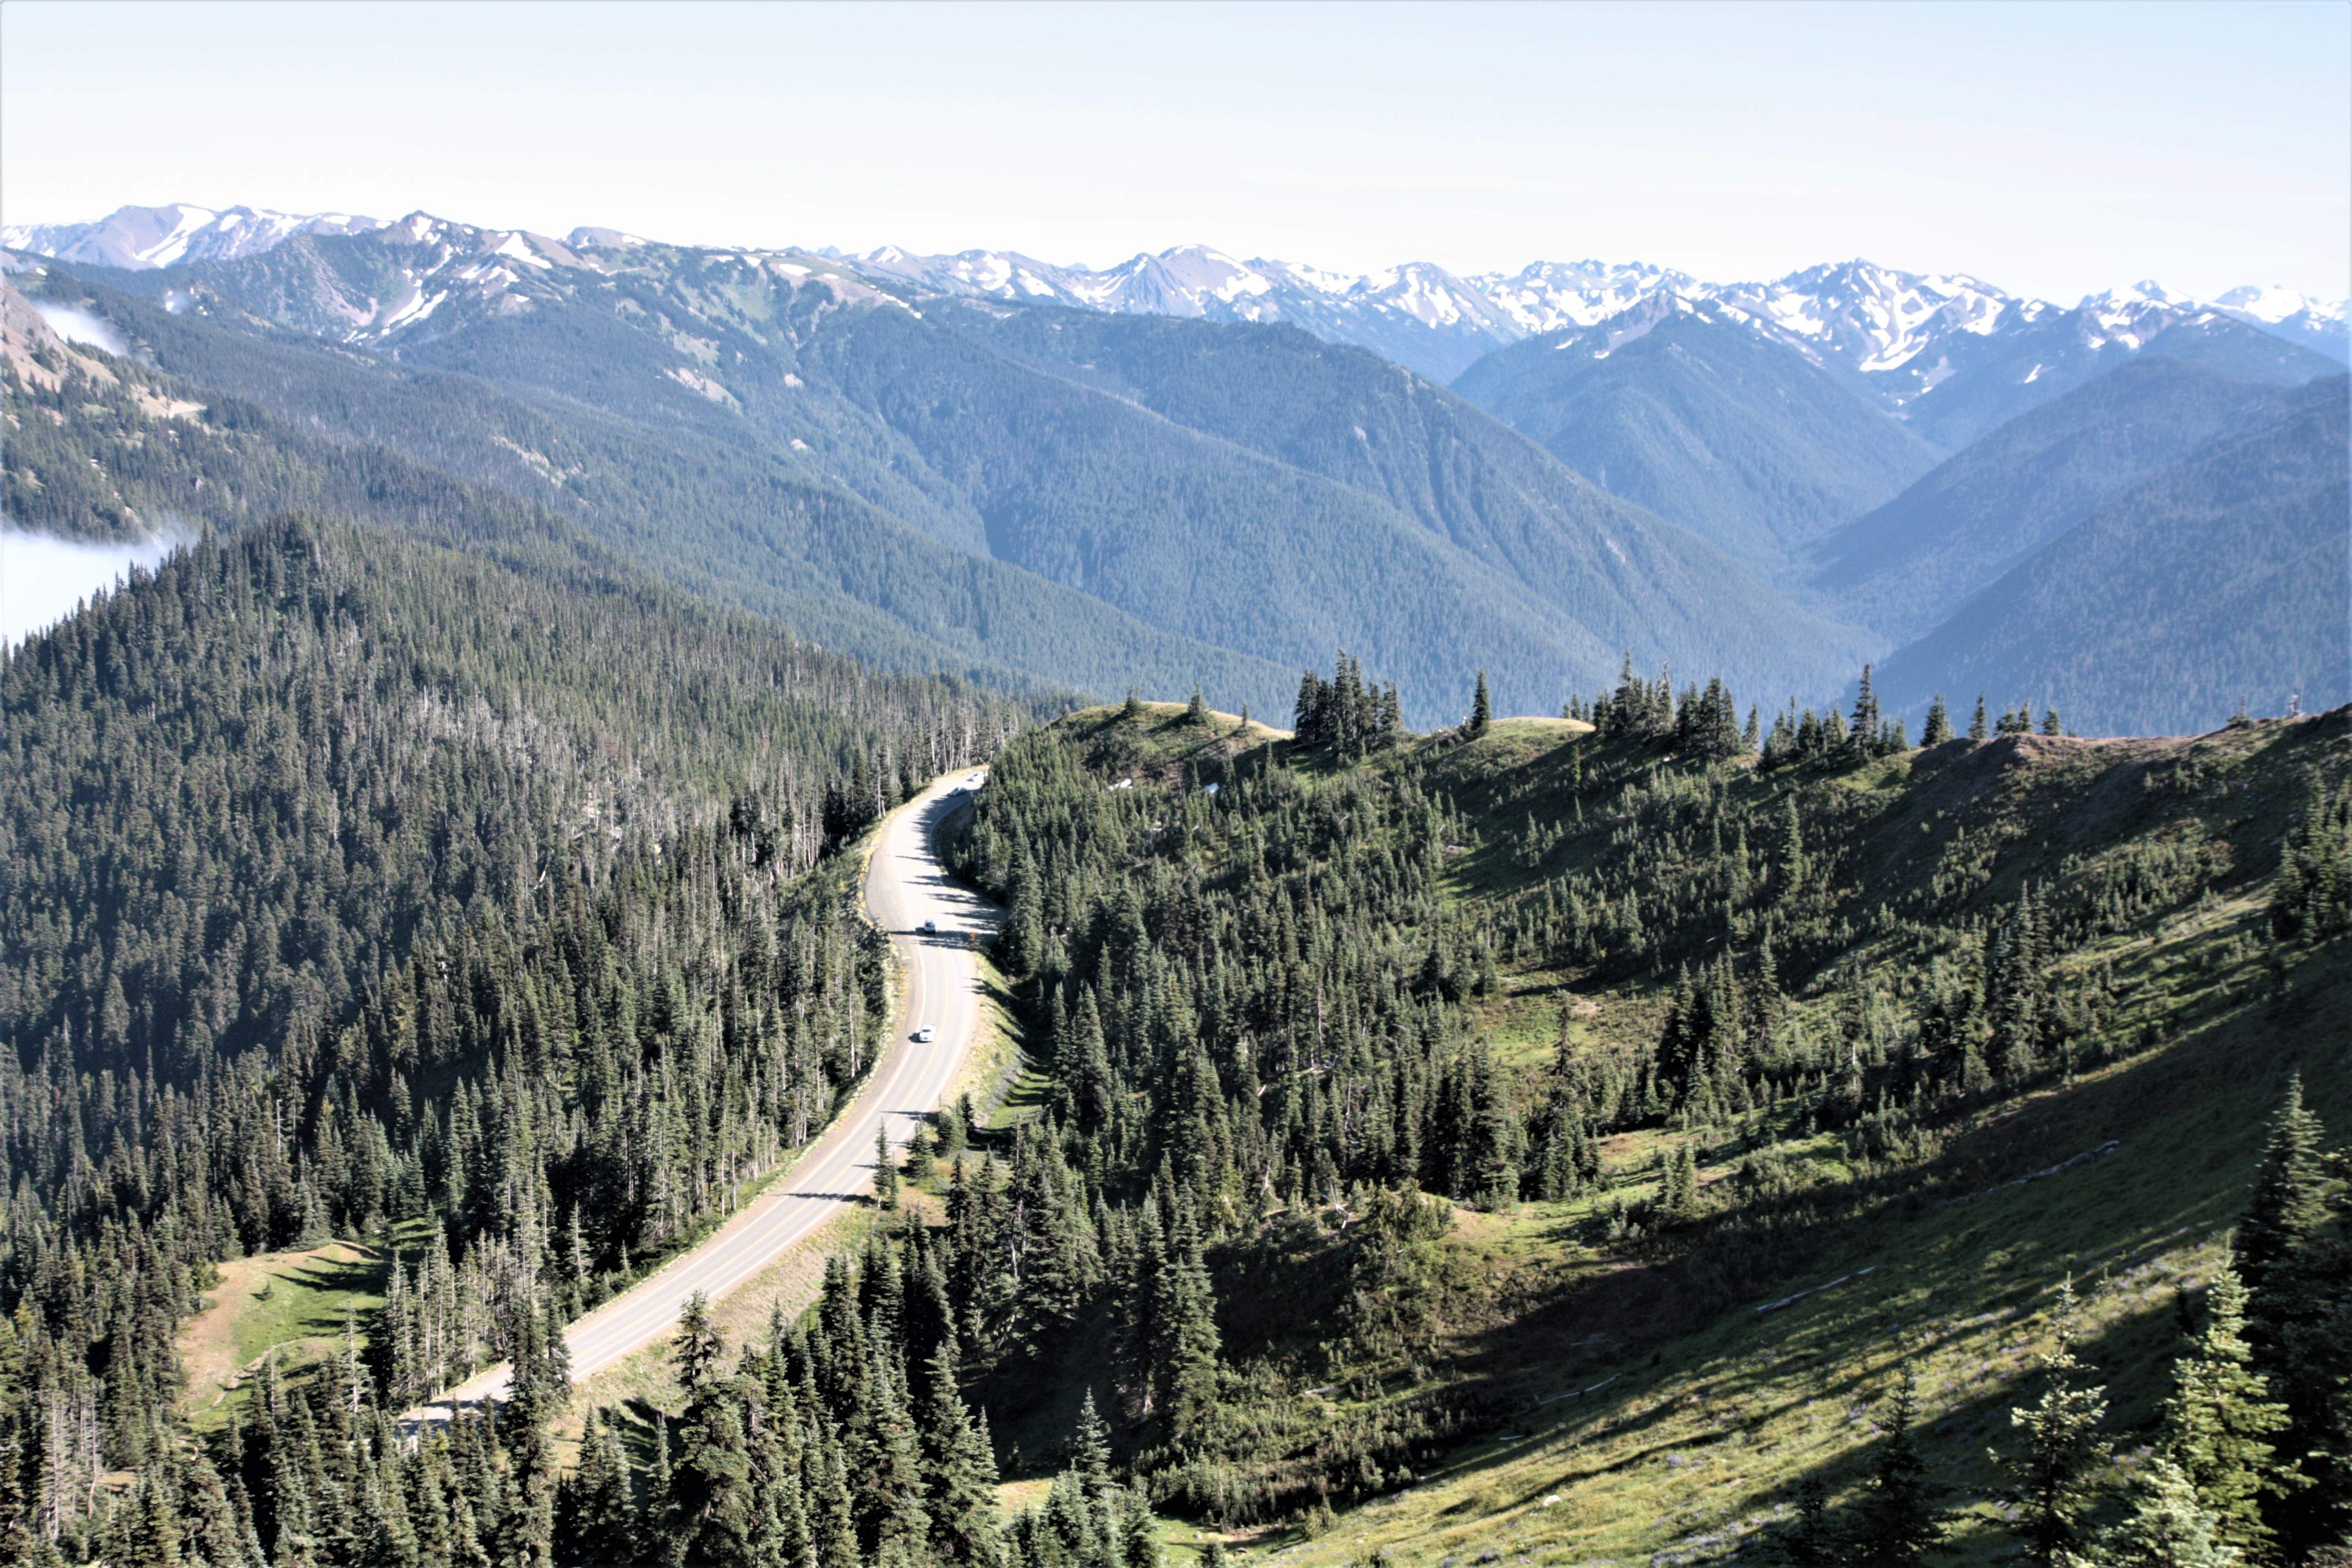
[507,1298,572,1449]
[1777,1476,1842,1567]
[1848,1369,1944,1567]
[2101,1456,2244,1568]
[2237,1079,2330,1311]
[2160,1260,2296,1560]
[1969,695,1989,741]
[1148,1209,1222,1444]
[2043,708,2065,737]
[1996,1280,2112,1566]
[876,1128,901,1211]
[1922,695,1953,746]
[672,1377,758,1568]
[1779,798,1809,892]
[1850,666,1882,757]
[2237,1079,2351,1553]
[557,1409,639,1566]
[674,1292,723,1393]
[1467,671,1491,740]
[857,1359,931,1562]
[918,1345,1001,1565]
[1186,685,1208,725]
[1072,1389,1115,1501]
[124,1468,184,1568]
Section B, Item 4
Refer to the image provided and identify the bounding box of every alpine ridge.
[10,203,2342,385]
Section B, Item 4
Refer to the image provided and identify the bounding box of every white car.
[912,1025,937,1043]
[919,919,937,934]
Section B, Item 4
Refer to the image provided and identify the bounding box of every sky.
[3,1,2346,302]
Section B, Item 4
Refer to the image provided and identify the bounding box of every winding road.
[415,770,1000,1415]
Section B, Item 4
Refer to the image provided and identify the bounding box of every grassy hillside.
[933,687,2350,1564]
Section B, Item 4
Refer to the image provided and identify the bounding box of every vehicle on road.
[919,919,937,934]
[912,1025,937,1043]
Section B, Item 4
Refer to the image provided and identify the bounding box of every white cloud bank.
[3,528,180,646]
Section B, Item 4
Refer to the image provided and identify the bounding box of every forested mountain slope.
[20,219,1868,721]
[1450,295,1945,566]
[788,300,1865,717]
[1892,301,2340,452]
[0,513,1020,1547]
[907,689,2350,1564]
[1812,357,2314,642]
[1873,375,2351,736]
[6,268,1291,708]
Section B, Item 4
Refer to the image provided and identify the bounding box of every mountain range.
[9,202,2344,386]
[2,213,1865,727]
[4,201,2345,735]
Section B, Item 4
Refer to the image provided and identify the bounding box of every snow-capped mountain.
[87,210,900,354]
[850,242,1519,377]
[1466,259,1699,335]
[2207,284,2350,363]
[7,202,2343,382]
[0,203,389,271]
[1708,261,2021,393]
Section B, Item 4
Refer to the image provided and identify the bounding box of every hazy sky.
[6,1,2345,301]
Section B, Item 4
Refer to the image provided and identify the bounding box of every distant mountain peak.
[0,202,389,271]
[5,202,2344,379]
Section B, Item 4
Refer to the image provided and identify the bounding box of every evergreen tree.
[1922,695,1953,746]
[2101,1456,2244,1568]
[1187,685,1208,725]
[644,1412,678,1565]
[918,1346,1001,1565]
[124,1468,184,1568]
[556,1410,639,1567]
[1777,1476,1841,1567]
[2235,1080,2351,1554]
[1072,1389,1115,1501]
[1995,1280,2112,1566]
[856,1359,931,1563]
[1148,1210,1223,1445]
[1969,695,1990,741]
[1467,671,1491,740]
[674,1293,723,1394]
[876,1128,901,1212]
[1847,1370,1943,1567]
[1850,666,1882,757]
[672,1376,759,1568]
[2160,1261,2296,1560]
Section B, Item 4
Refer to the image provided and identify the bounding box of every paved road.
[416,770,1000,1414]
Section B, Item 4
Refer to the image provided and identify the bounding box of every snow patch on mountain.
[2212,284,2346,326]
[0,204,390,270]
